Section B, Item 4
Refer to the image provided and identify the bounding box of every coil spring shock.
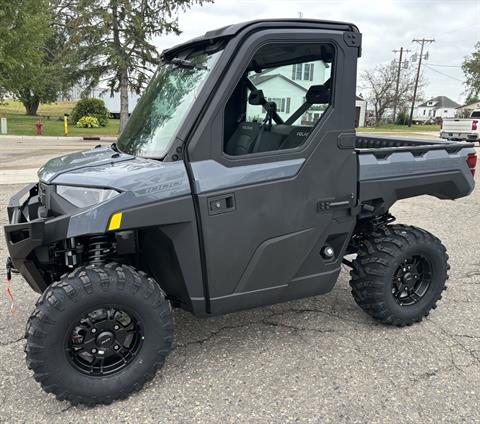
[88,236,112,265]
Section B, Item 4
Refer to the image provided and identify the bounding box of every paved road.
[0,137,111,185]
[0,137,479,423]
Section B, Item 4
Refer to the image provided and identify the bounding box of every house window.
[268,98,285,112]
[423,110,426,115]
[292,64,303,80]
[266,97,291,113]
[304,63,314,81]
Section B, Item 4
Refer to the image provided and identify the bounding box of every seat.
[280,126,313,150]
[224,122,261,156]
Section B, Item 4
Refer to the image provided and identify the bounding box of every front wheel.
[350,225,449,326]
[25,263,173,405]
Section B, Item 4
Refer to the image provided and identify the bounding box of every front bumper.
[4,183,69,293]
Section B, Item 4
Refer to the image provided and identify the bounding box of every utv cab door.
[188,28,359,314]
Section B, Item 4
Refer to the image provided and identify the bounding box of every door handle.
[316,197,353,212]
[208,193,236,215]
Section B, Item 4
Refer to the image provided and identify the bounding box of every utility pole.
[408,38,435,127]
[392,47,411,123]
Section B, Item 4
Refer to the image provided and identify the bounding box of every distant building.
[414,96,460,121]
[456,100,480,116]
[59,84,140,118]
[355,96,367,128]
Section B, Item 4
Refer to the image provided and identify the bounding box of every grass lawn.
[1,100,441,137]
[0,100,119,137]
[0,100,77,117]
[357,124,441,132]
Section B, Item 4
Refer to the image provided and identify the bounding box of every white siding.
[246,77,306,123]
[264,60,329,88]
[414,106,456,120]
[248,60,330,125]
[355,99,366,127]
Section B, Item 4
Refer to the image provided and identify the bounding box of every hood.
[38,146,191,197]
[38,146,135,183]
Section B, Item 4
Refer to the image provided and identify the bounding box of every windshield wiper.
[169,58,207,70]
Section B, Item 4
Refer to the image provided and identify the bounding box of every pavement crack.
[428,321,480,367]
[174,308,340,350]
[174,320,268,348]
[55,404,74,414]
[270,307,368,326]
[0,336,24,347]
[260,318,336,335]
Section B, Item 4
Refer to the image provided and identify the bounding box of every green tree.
[56,0,214,132]
[463,42,480,98]
[0,0,68,115]
[465,94,479,105]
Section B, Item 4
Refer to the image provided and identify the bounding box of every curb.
[0,135,117,142]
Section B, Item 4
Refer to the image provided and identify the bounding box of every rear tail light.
[472,120,478,131]
[467,153,477,176]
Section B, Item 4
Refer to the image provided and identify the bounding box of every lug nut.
[91,328,97,333]
[114,345,119,350]
[91,348,97,354]
[114,325,119,330]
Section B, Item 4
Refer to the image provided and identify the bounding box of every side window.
[223,43,334,156]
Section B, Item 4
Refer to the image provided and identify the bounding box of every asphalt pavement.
[0,136,479,423]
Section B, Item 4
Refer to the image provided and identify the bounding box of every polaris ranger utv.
[4,19,477,405]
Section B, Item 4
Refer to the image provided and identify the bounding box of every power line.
[408,38,435,127]
[427,63,462,68]
[423,64,464,82]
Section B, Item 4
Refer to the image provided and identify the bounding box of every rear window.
[471,111,480,118]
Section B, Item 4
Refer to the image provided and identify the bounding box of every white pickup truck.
[440,110,480,142]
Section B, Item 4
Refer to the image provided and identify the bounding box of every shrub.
[71,98,109,127]
[76,116,100,128]
[395,108,409,125]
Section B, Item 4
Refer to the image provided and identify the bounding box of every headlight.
[56,185,120,208]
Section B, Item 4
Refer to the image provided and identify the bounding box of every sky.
[152,0,480,105]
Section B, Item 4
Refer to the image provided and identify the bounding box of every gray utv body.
[4,19,476,317]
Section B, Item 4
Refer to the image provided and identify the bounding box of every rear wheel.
[25,263,173,405]
[349,225,449,326]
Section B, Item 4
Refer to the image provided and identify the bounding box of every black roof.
[163,19,359,57]
[418,96,460,109]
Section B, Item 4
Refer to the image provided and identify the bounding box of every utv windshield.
[117,45,223,158]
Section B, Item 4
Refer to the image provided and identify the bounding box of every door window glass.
[223,43,334,156]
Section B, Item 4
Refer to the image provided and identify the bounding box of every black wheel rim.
[392,255,432,306]
[66,306,143,376]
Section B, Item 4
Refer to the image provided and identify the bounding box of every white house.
[246,60,330,125]
[414,96,460,121]
[355,96,367,128]
[246,61,366,127]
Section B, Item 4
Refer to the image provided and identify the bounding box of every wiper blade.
[169,58,207,70]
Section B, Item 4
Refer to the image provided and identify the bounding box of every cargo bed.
[355,135,476,213]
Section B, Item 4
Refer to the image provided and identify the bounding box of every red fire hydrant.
[35,120,42,136]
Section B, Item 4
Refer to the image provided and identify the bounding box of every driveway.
[1,137,479,423]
